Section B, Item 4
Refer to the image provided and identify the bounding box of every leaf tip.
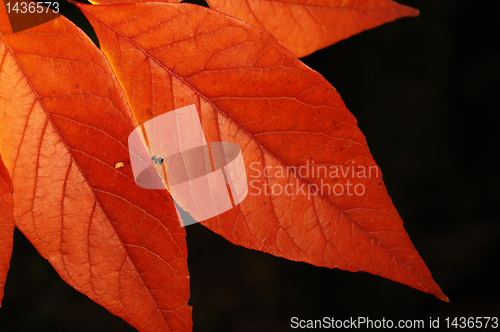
[401,6,420,18]
[394,2,420,18]
[433,288,450,303]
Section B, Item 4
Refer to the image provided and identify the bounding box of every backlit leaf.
[0,155,14,307]
[79,2,447,302]
[207,0,419,57]
[0,14,191,331]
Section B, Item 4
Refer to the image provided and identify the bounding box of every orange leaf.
[206,0,419,57]
[79,2,447,301]
[0,0,12,33]
[88,0,181,5]
[0,16,191,331]
[0,154,14,307]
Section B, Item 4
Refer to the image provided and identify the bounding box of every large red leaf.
[0,155,14,307]
[206,0,418,57]
[79,2,447,301]
[0,13,191,331]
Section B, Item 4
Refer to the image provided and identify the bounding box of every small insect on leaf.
[115,161,125,169]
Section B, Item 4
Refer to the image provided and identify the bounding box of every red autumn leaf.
[0,0,448,330]
[0,12,191,332]
[206,0,419,57]
[0,154,14,307]
[78,1,446,301]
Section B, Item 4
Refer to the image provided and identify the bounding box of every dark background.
[1,0,499,330]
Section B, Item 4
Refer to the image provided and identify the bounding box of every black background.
[0,0,499,331]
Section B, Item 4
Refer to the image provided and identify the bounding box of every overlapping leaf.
[206,0,419,57]
[0,1,448,331]
[0,155,14,307]
[0,12,191,331]
[78,1,447,302]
